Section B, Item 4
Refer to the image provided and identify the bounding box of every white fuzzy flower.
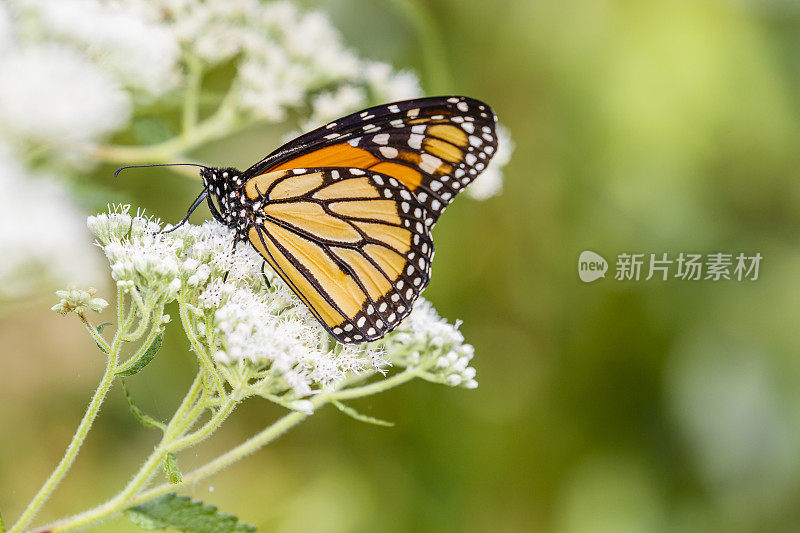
[90,209,188,294]
[14,0,181,95]
[87,204,133,243]
[89,205,390,397]
[0,4,14,52]
[110,0,422,124]
[296,85,367,133]
[51,286,108,315]
[0,43,130,144]
[205,282,387,393]
[394,298,467,347]
[0,143,102,298]
[386,298,478,388]
[362,62,423,102]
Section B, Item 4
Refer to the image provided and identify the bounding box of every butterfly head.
[200,167,243,196]
[200,166,254,237]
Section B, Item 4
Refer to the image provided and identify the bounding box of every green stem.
[388,0,452,93]
[179,302,226,399]
[167,397,236,451]
[41,370,213,532]
[85,88,240,169]
[119,295,152,343]
[328,365,425,401]
[8,340,120,533]
[116,286,126,330]
[31,363,429,531]
[78,314,111,354]
[129,409,310,508]
[89,366,430,514]
[182,55,203,133]
[114,306,164,375]
[164,372,206,440]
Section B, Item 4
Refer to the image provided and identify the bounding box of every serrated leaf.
[332,400,394,427]
[164,452,182,484]
[95,322,113,354]
[121,379,166,432]
[124,493,255,532]
[117,331,164,377]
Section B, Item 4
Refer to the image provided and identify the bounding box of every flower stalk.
[9,349,119,533]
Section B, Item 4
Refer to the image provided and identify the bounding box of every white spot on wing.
[419,153,441,174]
[379,146,398,158]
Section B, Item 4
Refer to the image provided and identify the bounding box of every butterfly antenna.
[160,189,209,234]
[114,162,208,178]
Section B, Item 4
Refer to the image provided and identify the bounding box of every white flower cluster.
[86,204,477,394]
[95,0,422,123]
[203,282,387,395]
[384,299,478,389]
[0,143,101,299]
[51,286,109,316]
[88,205,390,395]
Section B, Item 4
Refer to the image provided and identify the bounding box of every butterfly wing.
[243,167,434,343]
[245,96,498,225]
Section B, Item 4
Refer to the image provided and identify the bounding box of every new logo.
[578,250,608,282]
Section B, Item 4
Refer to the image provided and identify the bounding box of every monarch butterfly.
[119,96,498,344]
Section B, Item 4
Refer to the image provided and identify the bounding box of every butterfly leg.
[261,261,272,289]
[160,189,208,234]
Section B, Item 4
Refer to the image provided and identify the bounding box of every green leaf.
[124,494,255,532]
[95,322,113,354]
[117,331,164,377]
[121,379,166,432]
[332,400,394,427]
[1,508,5,532]
[164,452,182,484]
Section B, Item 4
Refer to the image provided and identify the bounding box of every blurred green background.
[4,0,800,531]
